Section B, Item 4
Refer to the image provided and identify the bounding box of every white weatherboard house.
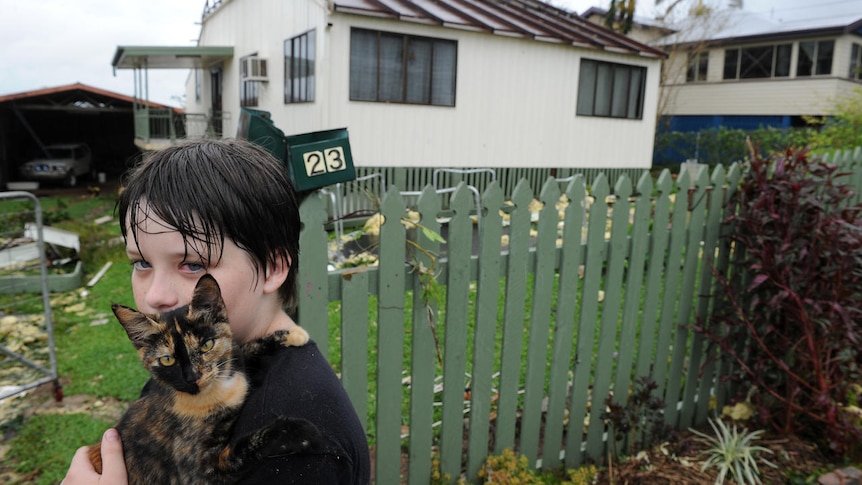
[112,0,665,169]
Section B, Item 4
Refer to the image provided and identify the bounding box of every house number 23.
[303,147,347,177]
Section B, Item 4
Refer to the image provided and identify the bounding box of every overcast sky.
[1,0,859,107]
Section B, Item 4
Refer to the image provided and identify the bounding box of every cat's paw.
[258,417,322,457]
[283,326,309,347]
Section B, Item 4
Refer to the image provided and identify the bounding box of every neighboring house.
[112,0,666,169]
[652,10,862,132]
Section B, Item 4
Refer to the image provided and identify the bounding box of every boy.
[63,139,370,484]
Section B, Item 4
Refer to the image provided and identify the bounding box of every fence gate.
[0,191,61,402]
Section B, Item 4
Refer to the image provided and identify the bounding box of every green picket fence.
[295,147,862,484]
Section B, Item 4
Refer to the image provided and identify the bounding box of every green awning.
[111,46,234,71]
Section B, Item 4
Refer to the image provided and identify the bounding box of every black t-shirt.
[232,340,371,484]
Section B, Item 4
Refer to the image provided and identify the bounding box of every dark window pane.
[740,46,771,79]
[724,49,739,79]
[775,44,791,77]
[406,38,431,104]
[431,40,457,106]
[851,43,861,79]
[627,67,643,119]
[379,34,404,102]
[797,41,814,76]
[284,39,292,103]
[595,63,612,116]
[577,60,596,115]
[611,66,630,117]
[816,40,834,75]
[350,29,379,101]
[307,30,316,101]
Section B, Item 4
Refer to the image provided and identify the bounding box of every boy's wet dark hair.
[117,139,301,310]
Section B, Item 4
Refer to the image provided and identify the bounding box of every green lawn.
[1,193,143,484]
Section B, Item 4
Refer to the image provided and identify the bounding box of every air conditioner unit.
[241,57,268,82]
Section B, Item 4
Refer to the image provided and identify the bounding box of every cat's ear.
[112,303,162,349]
[190,274,227,319]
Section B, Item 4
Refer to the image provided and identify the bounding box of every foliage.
[653,125,815,166]
[699,147,862,458]
[475,449,599,485]
[602,376,676,458]
[689,417,775,485]
[806,87,862,151]
[605,0,635,34]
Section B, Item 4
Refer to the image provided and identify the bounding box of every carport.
[0,83,175,187]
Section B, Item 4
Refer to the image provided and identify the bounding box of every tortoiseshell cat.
[88,274,320,484]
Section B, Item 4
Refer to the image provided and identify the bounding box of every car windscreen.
[45,148,74,159]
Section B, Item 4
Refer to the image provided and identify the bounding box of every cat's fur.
[88,274,319,484]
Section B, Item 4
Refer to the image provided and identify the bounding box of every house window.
[349,28,457,106]
[686,51,708,82]
[577,58,645,119]
[240,54,263,107]
[285,30,315,104]
[723,44,791,80]
[851,43,862,80]
[797,40,834,76]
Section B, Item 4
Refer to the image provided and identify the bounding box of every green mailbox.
[237,108,287,162]
[237,108,355,192]
[285,128,356,192]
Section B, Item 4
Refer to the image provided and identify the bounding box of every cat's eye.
[158,355,176,366]
[200,339,215,352]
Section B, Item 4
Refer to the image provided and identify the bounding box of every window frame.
[284,29,316,104]
[349,27,457,107]
[851,43,862,80]
[576,58,646,120]
[239,53,261,108]
[796,40,834,77]
[722,43,792,80]
[686,50,709,82]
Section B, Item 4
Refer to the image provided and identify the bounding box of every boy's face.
[124,209,272,343]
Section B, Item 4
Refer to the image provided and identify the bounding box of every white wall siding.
[313,15,660,168]
[664,78,856,116]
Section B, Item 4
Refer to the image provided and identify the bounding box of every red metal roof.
[0,83,179,112]
[332,0,666,58]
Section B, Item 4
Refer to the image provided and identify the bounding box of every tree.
[605,0,636,34]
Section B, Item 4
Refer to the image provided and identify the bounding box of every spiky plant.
[689,417,776,485]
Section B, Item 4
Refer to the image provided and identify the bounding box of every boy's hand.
[62,429,127,485]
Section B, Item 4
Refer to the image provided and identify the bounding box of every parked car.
[19,143,92,187]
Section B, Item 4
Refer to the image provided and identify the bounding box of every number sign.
[303,147,347,177]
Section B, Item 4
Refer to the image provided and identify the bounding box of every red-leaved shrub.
[700,147,862,459]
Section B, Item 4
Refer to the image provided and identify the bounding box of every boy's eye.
[200,339,215,352]
[183,262,205,272]
[158,355,176,366]
[131,260,151,270]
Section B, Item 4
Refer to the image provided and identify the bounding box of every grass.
[1,192,144,483]
[6,414,115,485]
